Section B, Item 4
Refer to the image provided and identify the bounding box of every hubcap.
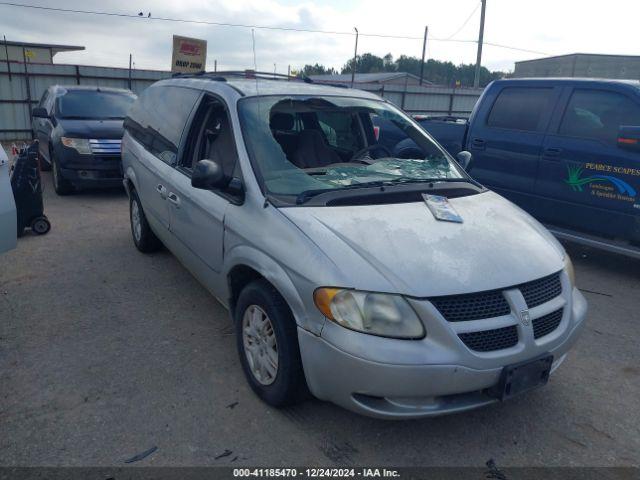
[242,305,278,385]
[131,200,142,242]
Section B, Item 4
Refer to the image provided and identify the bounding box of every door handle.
[470,138,486,150]
[156,183,167,198]
[167,192,181,208]
[543,148,563,160]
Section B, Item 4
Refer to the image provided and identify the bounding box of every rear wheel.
[51,153,74,196]
[235,279,308,407]
[130,190,161,253]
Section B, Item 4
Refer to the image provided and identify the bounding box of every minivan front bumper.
[298,286,587,419]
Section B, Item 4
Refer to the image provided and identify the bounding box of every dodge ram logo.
[520,310,531,326]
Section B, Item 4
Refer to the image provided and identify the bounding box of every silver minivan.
[121,74,587,419]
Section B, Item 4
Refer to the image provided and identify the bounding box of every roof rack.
[171,70,313,83]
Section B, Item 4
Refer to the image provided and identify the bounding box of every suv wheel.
[235,279,308,407]
[130,190,161,253]
[51,154,74,195]
[38,148,51,171]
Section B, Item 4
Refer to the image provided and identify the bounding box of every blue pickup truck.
[412,78,640,258]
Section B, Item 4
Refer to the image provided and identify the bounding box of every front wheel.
[52,156,74,195]
[235,279,308,407]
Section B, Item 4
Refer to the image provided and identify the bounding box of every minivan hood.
[280,191,565,297]
[58,119,124,139]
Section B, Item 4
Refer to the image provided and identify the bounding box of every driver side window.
[180,96,240,180]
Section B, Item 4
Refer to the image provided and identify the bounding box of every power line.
[0,1,551,55]
[444,2,481,40]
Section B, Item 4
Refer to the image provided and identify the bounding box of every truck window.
[558,89,640,145]
[487,87,553,132]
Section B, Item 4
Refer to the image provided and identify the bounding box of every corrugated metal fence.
[1,62,483,141]
[0,62,171,141]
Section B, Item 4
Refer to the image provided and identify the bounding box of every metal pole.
[351,27,358,88]
[3,35,11,82]
[128,53,132,90]
[473,0,486,88]
[287,64,290,80]
[214,59,217,72]
[419,26,428,86]
[22,47,33,139]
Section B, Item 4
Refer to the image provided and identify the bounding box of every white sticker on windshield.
[422,194,463,223]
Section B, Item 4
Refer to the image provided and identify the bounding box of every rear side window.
[559,89,640,145]
[124,85,200,164]
[487,87,553,132]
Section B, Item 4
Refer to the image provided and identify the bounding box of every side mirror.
[32,107,49,118]
[456,150,474,171]
[617,126,640,152]
[191,159,230,190]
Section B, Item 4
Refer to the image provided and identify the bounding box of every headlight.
[313,288,425,339]
[61,137,91,155]
[564,254,576,288]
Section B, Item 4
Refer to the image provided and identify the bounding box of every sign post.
[171,35,207,74]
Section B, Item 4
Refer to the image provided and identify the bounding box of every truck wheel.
[31,216,51,235]
[52,156,74,196]
[130,190,161,253]
[235,279,308,407]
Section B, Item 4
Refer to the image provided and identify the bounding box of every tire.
[129,189,161,253]
[235,279,308,407]
[51,153,74,196]
[30,216,51,235]
[38,149,51,171]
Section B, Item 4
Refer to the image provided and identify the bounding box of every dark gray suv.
[32,85,136,195]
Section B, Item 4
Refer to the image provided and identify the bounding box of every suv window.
[487,87,554,132]
[38,90,49,109]
[181,95,240,180]
[559,89,640,145]
[124,85,199,165]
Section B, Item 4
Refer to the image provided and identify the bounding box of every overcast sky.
[1,0,639,74]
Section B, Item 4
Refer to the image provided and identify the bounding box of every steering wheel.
[350,144,393,164]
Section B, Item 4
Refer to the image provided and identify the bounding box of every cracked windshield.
[238,96,464,198]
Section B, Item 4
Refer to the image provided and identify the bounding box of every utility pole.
[351,27,358,88]
[419,26,428,86]
[473,0,486,88]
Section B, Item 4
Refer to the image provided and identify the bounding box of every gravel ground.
[0,172,639,468]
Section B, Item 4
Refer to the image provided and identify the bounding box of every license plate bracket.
[488,354,554,401]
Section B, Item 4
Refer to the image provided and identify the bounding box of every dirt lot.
[1,172,639,467]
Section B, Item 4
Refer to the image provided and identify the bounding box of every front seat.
[208,113,238,178]
[291,129,341,169]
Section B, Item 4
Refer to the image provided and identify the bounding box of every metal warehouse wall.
[0,62,171,141]
[1,62,483,142]
[514,54,640,80]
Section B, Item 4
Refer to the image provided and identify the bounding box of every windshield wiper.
[384,177,482,187]
[295,181,385,204]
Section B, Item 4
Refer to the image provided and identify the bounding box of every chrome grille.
[89,139,121,156]
[458,325,518,352]
[430,290,510,322]
[533,308,563,339]
[518,272,562,308]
